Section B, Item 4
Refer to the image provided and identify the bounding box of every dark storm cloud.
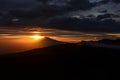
[36,0,95,10]
[98,10,107,13]
[99,0,120,4]
[47,14,120,33]
[0,0,120,34]
[0,0,36,10]
[112,0,120,3]
[0,0,97,25]
[7,0,95,19]
[98,0,109,4]
[96,13,114,20]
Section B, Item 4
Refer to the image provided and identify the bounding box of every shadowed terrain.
[0,41,120,80]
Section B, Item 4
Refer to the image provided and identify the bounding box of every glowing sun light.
[30,35,44,40]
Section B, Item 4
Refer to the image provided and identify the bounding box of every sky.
[0,0,120,42]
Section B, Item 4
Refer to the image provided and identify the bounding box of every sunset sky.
[0,0,120,53]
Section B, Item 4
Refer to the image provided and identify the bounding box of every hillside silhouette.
[0,39,120,80]
[38,37,65,47]
[0,37,65,54]
[98,38,120,45]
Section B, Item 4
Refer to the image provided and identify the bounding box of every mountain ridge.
[0,37,65,54]
[0,40,120,80]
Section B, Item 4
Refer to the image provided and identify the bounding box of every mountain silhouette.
[39,37,65,47]
[81,38,120,49]
[98,38,120,45]
[0,37,65,54]
[0,42,120,80]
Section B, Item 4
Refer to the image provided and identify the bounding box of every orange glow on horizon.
[29,35,44,40]
[31,31,41,34]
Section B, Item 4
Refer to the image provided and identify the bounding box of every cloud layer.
[0,0,120,33]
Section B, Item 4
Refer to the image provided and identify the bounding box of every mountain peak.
[41,37,60,42]
[39,37,65,47]
[42,37,55,40]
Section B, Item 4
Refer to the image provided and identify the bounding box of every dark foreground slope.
[0,43,120,80]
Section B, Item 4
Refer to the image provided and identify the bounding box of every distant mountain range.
[1,38,120,54]
[0,37,120,80]
[0,38,120,80]
[98,39,120,45]
[0,42,120,80]
[81,38,120,49]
